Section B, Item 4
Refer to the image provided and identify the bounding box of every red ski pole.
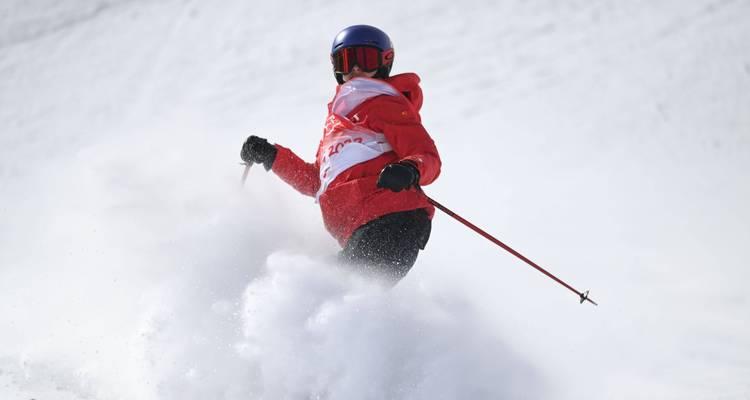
[424,193,597,306]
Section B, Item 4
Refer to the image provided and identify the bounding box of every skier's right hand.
[241,135,278,171]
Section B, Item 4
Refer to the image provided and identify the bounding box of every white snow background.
[1,0,749,399]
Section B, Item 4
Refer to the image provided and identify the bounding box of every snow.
[1,0,749,399]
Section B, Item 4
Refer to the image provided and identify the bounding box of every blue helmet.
[330,25,394,84]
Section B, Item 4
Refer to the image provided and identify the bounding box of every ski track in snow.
[1,0,749,399]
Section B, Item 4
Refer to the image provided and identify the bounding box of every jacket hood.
[385,73,423,111]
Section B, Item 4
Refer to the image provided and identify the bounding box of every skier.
[240,24,441,282]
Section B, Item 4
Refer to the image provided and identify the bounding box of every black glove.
[376,162,420,192]
[240,135,278,171]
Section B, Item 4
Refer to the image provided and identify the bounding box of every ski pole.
[240,162,252,187]
[424,193,598,306]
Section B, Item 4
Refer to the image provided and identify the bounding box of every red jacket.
[271,73,441,246]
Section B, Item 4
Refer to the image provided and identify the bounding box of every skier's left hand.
[377,161,420,192]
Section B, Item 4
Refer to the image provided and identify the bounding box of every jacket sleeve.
[271,144,320,197]
[366,97,441,185]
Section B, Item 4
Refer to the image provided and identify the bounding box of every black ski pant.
[339,208,432,282]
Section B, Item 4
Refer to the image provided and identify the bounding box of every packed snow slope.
[1,0,749,399]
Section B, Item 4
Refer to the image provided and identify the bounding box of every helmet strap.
[373,65,392,80]
[333,66,391,85]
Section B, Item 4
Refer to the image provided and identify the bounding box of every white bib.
[315,78,401,202]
